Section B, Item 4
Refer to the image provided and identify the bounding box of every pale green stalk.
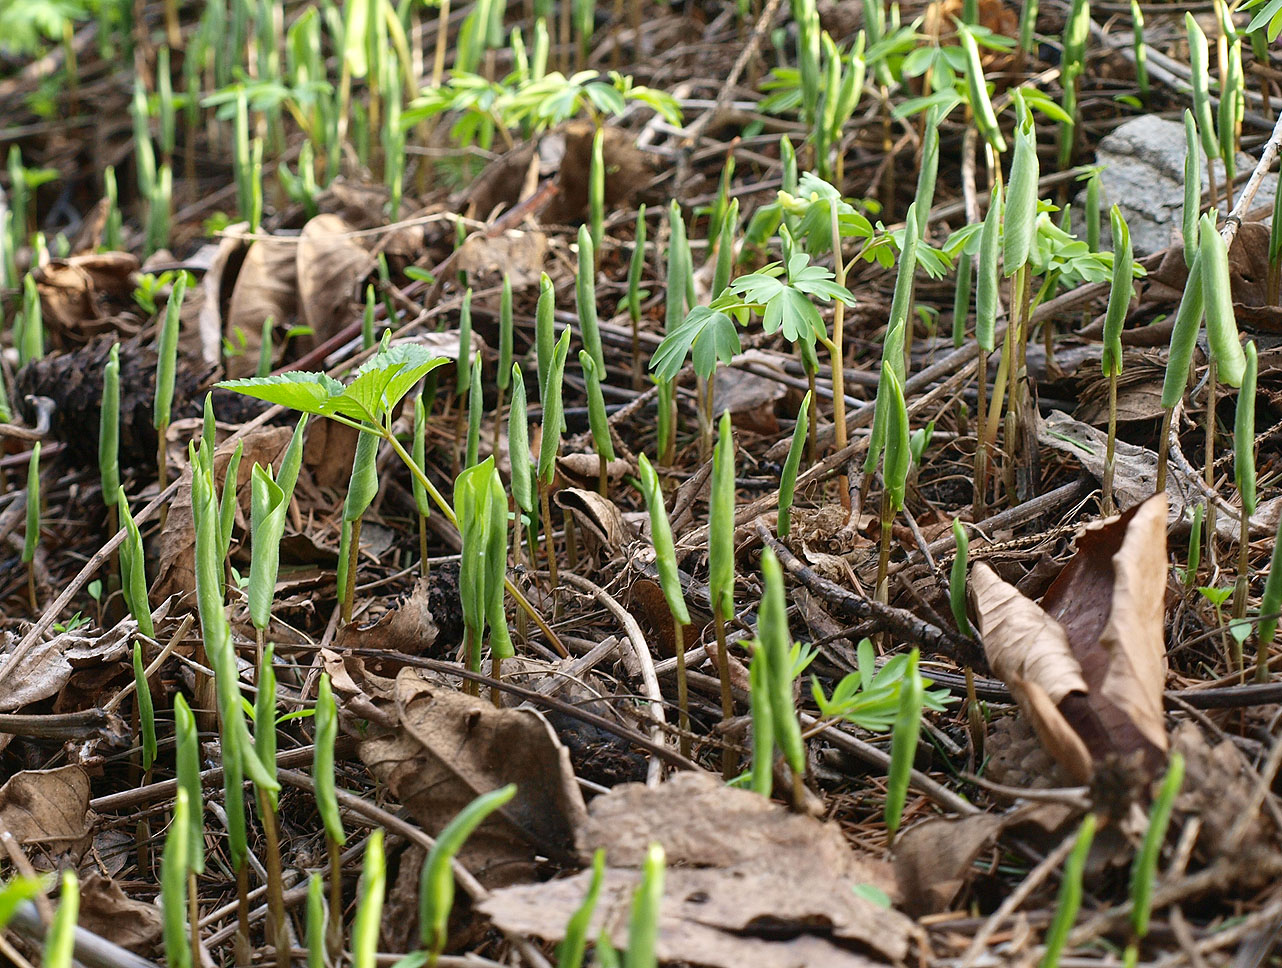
[777,392,811,539]
[100,343,121,508]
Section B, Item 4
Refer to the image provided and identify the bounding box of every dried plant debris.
[971,494,1169,787]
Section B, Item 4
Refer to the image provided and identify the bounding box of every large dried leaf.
[358,668,587,887]
[337,578,439,653]
[297,214,375,349]
[0,766,90,844]
[78,873,162,952]
[0,621,133,712]
[483,772,909,967]
[971,494,1169,784]
[225,237,298,378]
[456,230,547,290]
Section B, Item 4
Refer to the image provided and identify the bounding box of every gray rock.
[1086,114,1274,257]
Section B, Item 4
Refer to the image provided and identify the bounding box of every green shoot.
[623,844,665,968]
[777,391,811,539]
[249,415,308,642]
[420,784,518,960]
[758,546,807,807]
[23,441,40,612]
[306,874,326,968]
[884,648,924,839]
[638,453,691,758]
[19,273,44,365]
[539,328,571,589]
[154,272,187,485]
[465,355,483,469]
[454,456,515,701]
[315,674,345,957]
[44,872,79,968]
[589,127,605,258]
[1040,814,1098,968]
[626,205,648,388]
[351,830,386,968]
[749,648,775,796]
[1102,205,1134,515]
[1234,342,1258,629]
[494,275,514,454]
[161,789,192,968]
[580,351,615,496]
[1185,13,1221,208]
[557,849,606,968]
[950,519,969,633]
[337,430,380,624]
[1125,753,1185,965]
[413,391,433,578]
[132,643,157,772]
[708,410,737,779]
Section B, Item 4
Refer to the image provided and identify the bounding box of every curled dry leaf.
[225,236,298,378]
[78,873,163,952]
[970,493,1169,785]
[482,773,909,968]
[336,578,439,654]
[0,765,91,845]
[358,667,588,887]
[0,619,133,712]
[456,230,548,290]
[297,214,376,349]
[554,487,632,558]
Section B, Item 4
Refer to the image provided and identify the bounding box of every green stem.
[1103,371,1118,516]
[673,617,691,760]
[713,608,735,781]
[256,788,289,968]
[326,836,343,960]
[341,515,363,625]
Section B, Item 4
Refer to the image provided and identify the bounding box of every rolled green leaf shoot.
[778,391,811,538]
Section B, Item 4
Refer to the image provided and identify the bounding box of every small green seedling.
[173,693,204,967]
[133,643,156,773]
[623,843,665,968]
[884,648,924,839]
[154,273,187,485]
[1102,205,1135,515]
[420,784,517,961]
[455,456,515,701]
[949,520,969,633]
[557,849,606,968]
[99,343,121,515]
[336,430,380,624]
[412,390,433,578]
[161,788,192,968]
[758,546,807,808]
[352,830,385,968]
[638,453,692,758]
[777,391,811,538]
[315,674,345,956]
[626,205,648,387]
[117,488,154,638]
[1234,343,1258,627]
[580,351,614,496]
[249,415,308,650]
[708,410,737,779]
[1124,753,1185,966]
[1040,814,1098,968]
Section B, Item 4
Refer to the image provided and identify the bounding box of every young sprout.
[133,643,157,774]
[777,391,811,539]
[420,784,518,959]
[1183,110,1201,269]
[493,276,514,454]
[557,849,606,968]
[174,694,203,968]
[1058,0,1090,167]
[958,23,1006,155]
[19,273,44,365]
[1124,753,1185,965]
[454,456,515,702]
[1185,13,1222,208]
[1083,169,1102,254]
[509,365,536,568]
[1184,503,1205,592]
[1101,205,1134,515]
[758,546,807,808]
[874,364,910,603]
[146,164,173,258]
[638,453,692,758]
[949,519,970,633]
[539,328,572,591]
[1131,0,1149,103]
[249,416,308,655]
[154,272,187,485]
[661,201,690,464]
[254,645,290,968]
[1233,342,1258,631]
[118,488,154,638]
[973,184,1002,513]
[1041,814,1098,968]
[351,830,385,968]
[884,648,924,839]
[1217,35,1244,192]
[626,205,648,388]
[589,127,605,259]
[465,355,483,469]
[1201,213,1246,388]
[536,274,556,406]
[104,165,123,252]
[362,284,377,350]
[161,788,192,968]
[256,315,275,378]
[655,377,676,470]
[624,844,665,968]
[452,288,475,475]
[748,648,775,796]
[314,674,345,956]
[1157,249,1204,493]
[412,391,433,578]
[306,874,326,968]
[23,441,40,612]
[708,410,738,779]
[579,351,615,496]
[337,430,380,624]
[99,343,121,523]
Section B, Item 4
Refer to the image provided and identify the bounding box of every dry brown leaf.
[78,873,163,952]
[555,454,631,491]
[714,367,785,435]
[225,237,298,378]
[297,214,375,349]
[482,772,909,967]
[554,487,632,558]
[337,578,439,654]
[0,766,91,844]
[359,668,587,887]
[0,621,134,712]
[34,254,139,347]
[456,230,547,290]
[970,494,1169,785]
[892,803,1077,916]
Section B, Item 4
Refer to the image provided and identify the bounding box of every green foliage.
[777,392,811,539]
[314,674,346,846]
[557,849,606,968]
[637,455,689,626]
[219,344,448,428]
[623,844,665,968]
[173,694,205,874]
[99,344,121,507]
[0,0,86,55]
[133,643,157,773]
[161,789,192,968]
[352,830,386,968]
[454,457,515,672]
[1041,814,1097,967]
[420,785,518,957]
[811,638,952,730]
[22,442,40,565]
[708,411,736,619]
